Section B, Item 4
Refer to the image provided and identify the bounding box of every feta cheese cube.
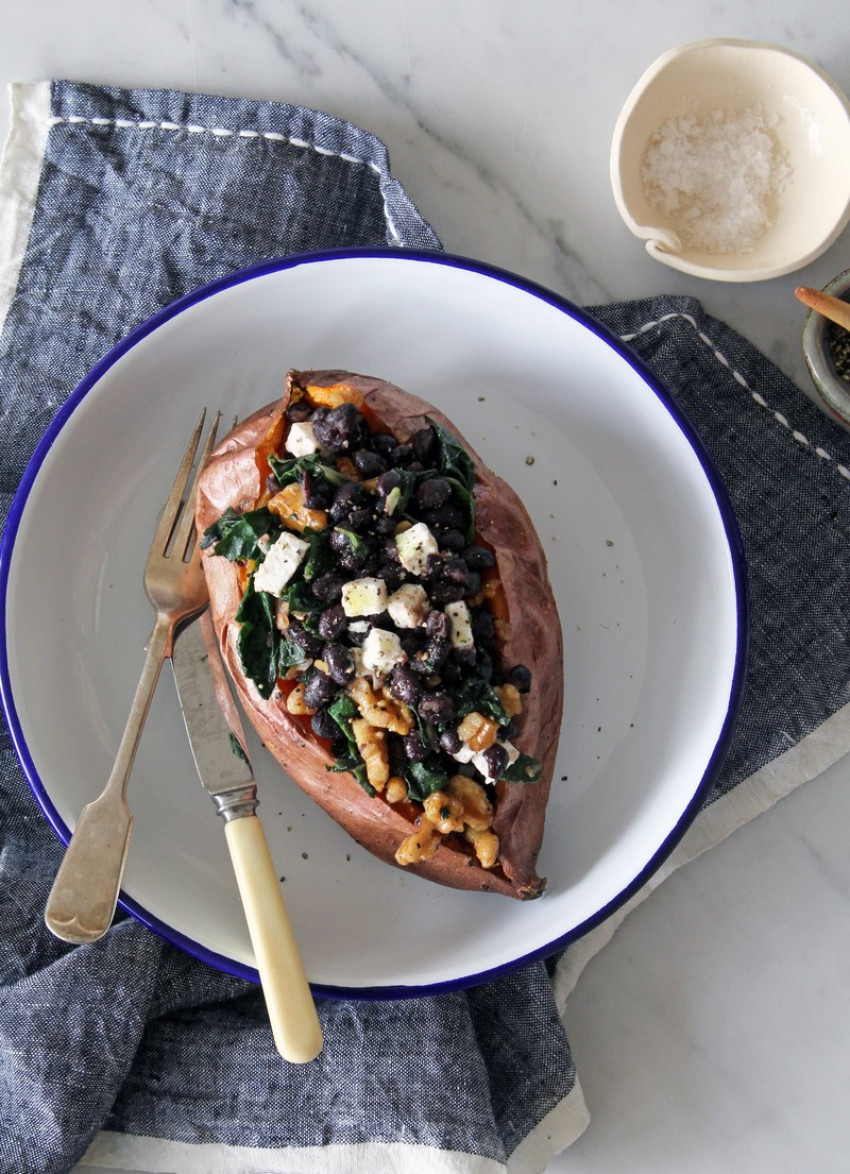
[252,531,309,597]
[341,577,388,617]
[445,600,474,650]
[361,627,406,677]
[284,420,319,457]
[451,743,477,765]
[387,583,429,629]
[395,522,438,576]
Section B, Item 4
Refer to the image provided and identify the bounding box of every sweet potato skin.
[195,370,563,899]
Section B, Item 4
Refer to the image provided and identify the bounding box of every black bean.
[399,629,426,658]
[440,657,463,685]
[324,642,355,685]
[507,664,532,693]
[425,610,450,640]
[287,621,323,658]
[429,557,478,604]
[302,670,338,709]
[481,743,509,780]
[408,652,434,675]
[387,733,407,778]
[429,572,467,605]
[411,425,437,464]
[353,448,387,477]
[311,708,339,741]
[439,528,466,553]
[328,481,369,524]
[312,573,345,603]
[439,727,463,755]
[418,690,454,727]
[424,503,466,531]
[374,515,398,537]
[318,605,347,641]
[415,477,452,510]
[464,545,496,571]
[375,468,403,499]
[403,731,428,761]
[472,609,495,648]
[285,401,312,422]
[375,562,405,592]
[328,527,372,570]
[388,663,422,705]
[388,443,413,467]
[312,402,364,453]
[372,432,396,457]
[346,507,374,533]
[301,471,329,510]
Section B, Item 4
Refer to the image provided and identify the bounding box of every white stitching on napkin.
[621,312,850,484]
[46,114,404,243]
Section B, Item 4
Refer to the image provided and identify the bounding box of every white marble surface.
[2,3,850,1172]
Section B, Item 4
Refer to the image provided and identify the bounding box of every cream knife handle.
[224,814,323,1063]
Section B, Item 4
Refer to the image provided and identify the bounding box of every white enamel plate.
[0,250,747,996]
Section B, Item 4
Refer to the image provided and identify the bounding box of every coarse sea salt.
[641,105,792,255]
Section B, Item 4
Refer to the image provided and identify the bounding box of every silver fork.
[45,409,221,944]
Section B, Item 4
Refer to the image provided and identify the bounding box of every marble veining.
[1,2,850,1171]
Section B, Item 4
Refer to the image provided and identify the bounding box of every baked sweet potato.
[196,370,563,899]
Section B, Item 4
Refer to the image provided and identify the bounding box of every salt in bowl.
[610,39,850,281]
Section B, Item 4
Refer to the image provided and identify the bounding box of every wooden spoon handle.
[795,286,850,333]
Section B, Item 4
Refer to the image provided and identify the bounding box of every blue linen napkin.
[2,79,850,1174]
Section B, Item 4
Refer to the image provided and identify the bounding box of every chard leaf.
[453,675,510,727]
[446,477,475,543]
[281,577,323,615]
[429,419,476,492]
[501,752,543,783]
[303,529,331,581]
[202,507,275,562]
[235,580,279,699]
[326,694,374,794]
[405,758,449,802]
[228,734,250,764]
[278,634,310,671]
[269,453,349,493]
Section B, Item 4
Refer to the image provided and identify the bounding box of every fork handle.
[45,616,171,943]
[225,814,323,1063]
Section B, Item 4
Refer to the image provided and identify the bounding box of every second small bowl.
[611,39,850,282]
[802,268,850,428]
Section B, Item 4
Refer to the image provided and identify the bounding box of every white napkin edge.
[0,81,51,339]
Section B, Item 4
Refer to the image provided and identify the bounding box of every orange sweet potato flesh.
[195,370,563,899]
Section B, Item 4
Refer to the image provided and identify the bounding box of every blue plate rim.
[0,245,749,999]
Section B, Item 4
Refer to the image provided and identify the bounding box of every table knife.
[171,610,323,1064]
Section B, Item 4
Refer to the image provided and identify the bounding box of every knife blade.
[171,610,323,1064]
[172,609,256,816]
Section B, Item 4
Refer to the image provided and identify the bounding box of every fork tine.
[172,410,222,561]
[151,409,207,556]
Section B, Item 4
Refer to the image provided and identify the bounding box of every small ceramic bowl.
[611,39,850,282]
[802,268,850,427]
